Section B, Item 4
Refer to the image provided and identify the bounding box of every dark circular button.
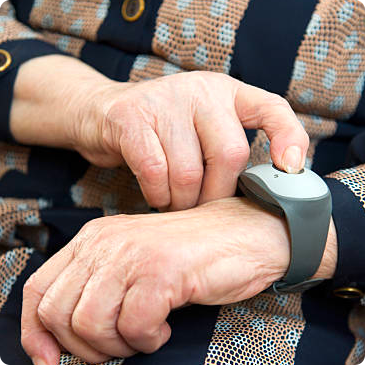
[333,286,364,299]
[0,50,11,72]
[121,0,145,22]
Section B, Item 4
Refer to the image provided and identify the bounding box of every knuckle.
[72,312,101,340]
[221,146,249,172]
[138,159,167,186]
[37,300,61,330]
[171,167,203,187]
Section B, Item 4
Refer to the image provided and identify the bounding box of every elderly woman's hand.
[13,56,309,211]
[21,198,337,365]
[74,71,309,211]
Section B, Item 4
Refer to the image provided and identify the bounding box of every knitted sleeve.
[0,1,65,142]
[324,131,365,297]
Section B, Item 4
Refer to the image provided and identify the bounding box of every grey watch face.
[242,164,329,200]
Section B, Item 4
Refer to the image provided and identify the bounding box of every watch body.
[238,164,332,293]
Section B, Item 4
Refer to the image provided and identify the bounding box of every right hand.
[71,71,309,211]
[12,56,308,212]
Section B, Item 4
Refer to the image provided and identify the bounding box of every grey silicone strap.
[276,193,331,285]
[238,175,331,293]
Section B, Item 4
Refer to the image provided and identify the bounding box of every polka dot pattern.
[299,89,314,104]
[204,293,305,365]
[306,13,321,36]
[210,0,228,17]
[41,14,54,29]
[29,0,110,41]
[96,0,110,20]
[322,68,336,89]
[314,40,329,62]
[218,22,233,46]
[152,0,250,73]
[176,0,192,11]
[329,95,345,111]
[286,0,365,119]
[156,23,170,44]
[56,35,71,52]
[181,18,195,39]
[344,30,358,50]
[355,72,365,95]
[133,55,150,71]
[69,18,83,36]
[292,60,306,81]
[194,44,208,67]
[347,54,362,72]
[337,1,354,23]
[163,62,181,75]
[60,0,74,14]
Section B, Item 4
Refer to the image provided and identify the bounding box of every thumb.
[234,82,309,173]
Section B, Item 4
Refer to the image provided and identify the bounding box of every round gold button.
[0,50,11,72]
[122,0,145,22]
[333,287,364,299]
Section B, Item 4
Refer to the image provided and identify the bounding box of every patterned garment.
[0,0,364,364]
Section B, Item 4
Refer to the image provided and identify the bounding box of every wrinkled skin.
[22,198,293,364]
[71,71,309,211]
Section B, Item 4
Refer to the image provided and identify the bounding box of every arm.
[11,55,311,212]
[0,1,65,141]
[20,195,338,365]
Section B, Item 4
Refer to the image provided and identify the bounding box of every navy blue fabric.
[295,286,355,365]
[0,251,46,365]
[124,305,220,365]
[0,40,64,142]
[230,0,318,95]
[81,41,136,82]
[97,0,163,54]
[0,147,88,203]
[41,207,103,255]
[10,0,34,24]
[324,177,365,290]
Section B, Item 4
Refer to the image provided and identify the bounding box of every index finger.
[234,82,309,173]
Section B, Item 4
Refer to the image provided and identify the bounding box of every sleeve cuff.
[0,39,66,142]
[324,176,365,290]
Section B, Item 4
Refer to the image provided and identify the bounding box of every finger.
[235,82,309,173]
[120,121,170,209]
[72,264,136,358]
[21,245,74,365]
[38,259,110,364]
[157,117,204,211]
[196,109,249,204]
[117,279,171,353]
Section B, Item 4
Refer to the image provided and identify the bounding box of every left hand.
[21,198,336,365]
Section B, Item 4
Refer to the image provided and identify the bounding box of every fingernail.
[282,146,302,174]
[31,357,47,365]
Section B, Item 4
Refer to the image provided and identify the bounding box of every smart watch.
[238,164,332,294]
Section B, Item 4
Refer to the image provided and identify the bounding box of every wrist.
[312,217,338,280]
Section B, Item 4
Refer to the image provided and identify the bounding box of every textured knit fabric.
[0,0,364,364]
